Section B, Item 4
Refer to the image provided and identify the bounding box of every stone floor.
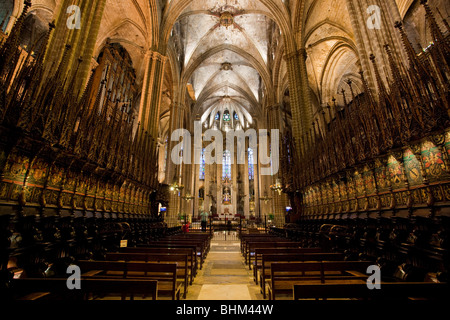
[185,232,264,300]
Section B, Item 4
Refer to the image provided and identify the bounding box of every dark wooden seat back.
[293,282,450,300]
[268,261,374,300]
[12,277,158,300]
[246,242,303,266]
[76,260,180,299]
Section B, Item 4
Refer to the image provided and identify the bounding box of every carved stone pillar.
[244,147,250,220]
[165,103,185,227]
[266,104,286,227]
[344,0,408,95]
[139,50,167,139]
[283,49,312,156]
[44,0,107,91]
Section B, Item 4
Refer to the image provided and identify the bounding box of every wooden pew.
[252,248,323,284]
[267,261,373,300]
[76,260,182,300]
[239,234,280,250]
[258,253,345,299]
[240,235,284,254]
[242,237,295,258]
[168,233,212,242]
[120,247,198,281]
[105,252,190,298]
[245,242,303,268]
[163,233,212,254]
[12,278,158,300]
[138,242,205,270]
[165,233,212,243]
[145,240,208,269]
[293,282,450,300]
[242,238,293,263]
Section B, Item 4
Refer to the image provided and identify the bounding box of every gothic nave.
[1,0,450,312]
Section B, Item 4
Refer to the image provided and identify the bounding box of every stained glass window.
[223,111,231,122]
[222,150,231,179]
[199,148,205,180]
[215,112,220,120]
[248,148,254,180]
[234,112,239,121]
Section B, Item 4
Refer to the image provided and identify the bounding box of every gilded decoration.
[354,170,365,197]
[403,148,424,186]
[387,155,405,189]
[363,166,376,195]
[421,140,447,181]
[374,159,388,192]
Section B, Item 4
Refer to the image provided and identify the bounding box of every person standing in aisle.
[200,210,209,232]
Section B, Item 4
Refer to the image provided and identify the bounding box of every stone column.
[72,0,107,91]
[232,142,237,216]
[192,137,201,221]
[254,142,261,219]
[165,103,185,227]
[4,0,25,34]
[203,143,211,215]
[179,133,193,222]
[344,0,408,94]
[44,0,107,91]
[267,104,286,227]
[139,50,167,139]
[157,139,166,183]
[284,48,312,157]
[244,147,250,220]
[217,154,222,218]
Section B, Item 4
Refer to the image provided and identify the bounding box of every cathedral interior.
[0,0,450,305]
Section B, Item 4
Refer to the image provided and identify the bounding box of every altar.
[218,207,234,220]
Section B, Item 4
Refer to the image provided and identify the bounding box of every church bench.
[105,252,190,298]
[76,260,182,300]
[245,242,303,268]
[163,232,212,244]
[151,239,209,267]
[242,238,295,262]
[258,253,346,299]
[292,282,450,300]
[165,233,212,243]
[240,235,284,254]
[120,247,198,280]
[252,248,323,284]
[267,261,373,300]
[11,277,158,300]
[242,238,296,256]
[139,242,206,269]
[239,233,280,249]
[168,233,212,241]
[165,234,211,255]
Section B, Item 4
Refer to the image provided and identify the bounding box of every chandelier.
[270,179,283,195]
[182,192,195,202]
[169,181,184,194]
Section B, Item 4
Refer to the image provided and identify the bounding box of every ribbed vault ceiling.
[169,0,278,126]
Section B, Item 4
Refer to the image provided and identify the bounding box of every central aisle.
[185,232,264,300]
